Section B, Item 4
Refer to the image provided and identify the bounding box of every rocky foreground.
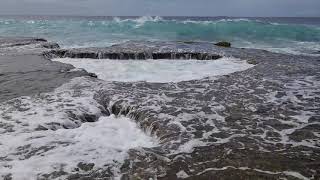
[0,37,319,180]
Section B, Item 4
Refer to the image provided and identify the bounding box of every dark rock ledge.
[44,41,224,60]
[47,49,222,60]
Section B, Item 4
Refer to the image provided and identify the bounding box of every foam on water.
[1,116,156,179]
[0,77,158,179]
[52,58,254,82]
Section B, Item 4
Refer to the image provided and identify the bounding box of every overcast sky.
[0,0,320,17]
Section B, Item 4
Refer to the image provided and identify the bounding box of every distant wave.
[110,16,287,26]
[102,16,320,42]
[111,16,164,27]
[113,16,163,23]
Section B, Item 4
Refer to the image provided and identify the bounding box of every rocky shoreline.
[0,37,319,180]
[0,37,91,102]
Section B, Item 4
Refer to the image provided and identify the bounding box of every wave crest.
[112,16,163,27]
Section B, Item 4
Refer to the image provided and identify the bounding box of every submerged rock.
[289,129,317,142]
[39,42,60,49]
[215,41,231,47]
[247,59,258,65]
[88,72,98,78]
[225,113,243,122]
[77,162,95,171]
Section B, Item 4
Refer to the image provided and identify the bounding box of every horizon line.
[0,14,320,18]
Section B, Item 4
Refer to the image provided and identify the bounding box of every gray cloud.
[0,0,319,17]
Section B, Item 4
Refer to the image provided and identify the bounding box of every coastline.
[0,37,319,179]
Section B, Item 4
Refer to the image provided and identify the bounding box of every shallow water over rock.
[0,37,319,180]
[52,57,254,83]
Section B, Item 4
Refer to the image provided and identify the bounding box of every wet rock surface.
[0,37,90,101]
[0,38,320,180]
[94,47,320,179]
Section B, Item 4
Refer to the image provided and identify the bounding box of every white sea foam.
[176,170,190,179]
[52,58,254,83]
[217,18,252,23]
[0,77,158,179]
[181,18,258,25]
[113,16,163,27]
[0,115,157,179]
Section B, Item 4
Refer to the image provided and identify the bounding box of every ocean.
[1,16,320,55]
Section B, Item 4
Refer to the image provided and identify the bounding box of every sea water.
[0,16,320,55]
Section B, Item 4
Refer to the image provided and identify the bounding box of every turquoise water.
[1,16,320,55]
